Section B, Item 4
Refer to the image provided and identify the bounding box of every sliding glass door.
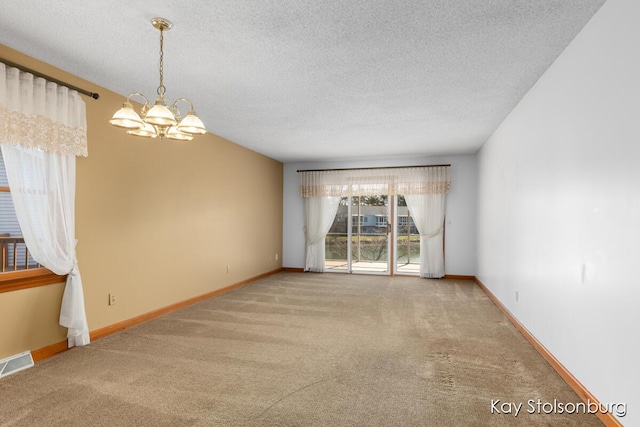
[395,195,420,275]
[351,195,390,274]
[325,197,350,272]
[325,195,391,274]
[303,165,450,277]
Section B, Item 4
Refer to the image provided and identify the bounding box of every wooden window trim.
[0,268,67,293]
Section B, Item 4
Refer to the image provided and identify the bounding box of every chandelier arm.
[125,92,152,117]
[170,98,197,121]
[173,98,196,111]
[126,92,151,106]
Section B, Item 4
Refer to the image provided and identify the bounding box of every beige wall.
[0,44,283,359]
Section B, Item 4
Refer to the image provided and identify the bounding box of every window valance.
[299,165,451,197]
[0,63,87,157]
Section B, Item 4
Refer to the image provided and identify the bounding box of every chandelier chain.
[158,28,166,97]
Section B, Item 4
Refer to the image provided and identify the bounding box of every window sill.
[0,269,67,293]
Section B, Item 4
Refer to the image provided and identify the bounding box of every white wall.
[283,154,477,275]
[476,0,638,424]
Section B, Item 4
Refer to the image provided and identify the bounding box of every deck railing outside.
[0,235,40,272]
[326,231,390,263]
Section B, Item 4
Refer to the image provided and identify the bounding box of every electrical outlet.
[275,254,279,261]
[226,265,230,273]
[109,293,116,305]
[515,290,519,302]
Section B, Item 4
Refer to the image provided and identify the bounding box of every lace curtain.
[299,166,450,197]
[0,65,87,156]
[0,62,90,347]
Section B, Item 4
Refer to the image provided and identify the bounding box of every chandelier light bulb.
[167,125,194,141]
[109,101,144,129]
[177,111,207,135]
[127,122,158,138]
[145,98,177,127]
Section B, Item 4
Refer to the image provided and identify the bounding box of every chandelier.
[109,17,206,141]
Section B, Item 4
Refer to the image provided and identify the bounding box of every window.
[375,215,387,227]
[1,152,39,272]
[0,149,62,291]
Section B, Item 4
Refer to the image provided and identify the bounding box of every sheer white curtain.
[304,196,341,272]
[404,194,446,278]
[0,63,89,347]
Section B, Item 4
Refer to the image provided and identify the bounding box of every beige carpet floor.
[0,272,603,426]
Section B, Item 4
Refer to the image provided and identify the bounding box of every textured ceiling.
[0,0,606,162]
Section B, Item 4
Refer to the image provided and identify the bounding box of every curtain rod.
[1,57,100,100]
[297,164,451,173]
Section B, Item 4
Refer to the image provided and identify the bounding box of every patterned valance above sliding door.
[299,165,451,198]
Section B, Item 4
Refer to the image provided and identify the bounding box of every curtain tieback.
[69,261,80,278]
[425,227,443,239]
